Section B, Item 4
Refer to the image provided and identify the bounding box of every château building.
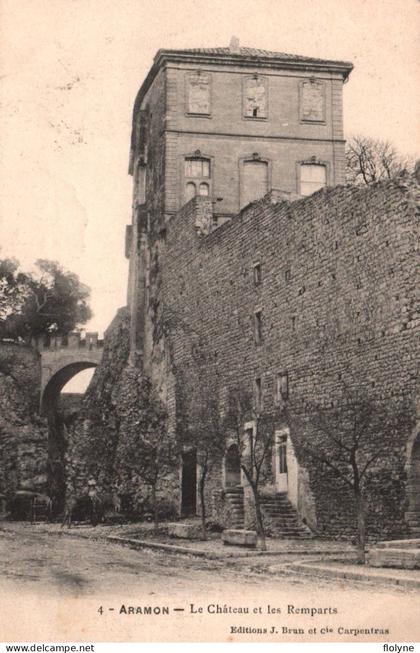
[125,41,419,539]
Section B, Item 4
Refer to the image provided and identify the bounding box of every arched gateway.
[38,332,103,514]
[40,332,103,414]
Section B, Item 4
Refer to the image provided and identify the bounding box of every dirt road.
[0,526,418,642]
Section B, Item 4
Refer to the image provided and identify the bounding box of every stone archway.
[406,431,420,537]
[224,443,241,488]
[41,362,98,515]
[41,361,98,415]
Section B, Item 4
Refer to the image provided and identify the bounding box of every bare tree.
[181,367,225,539]
[224,387,278,551]
[345,135,414,186]
[285,394,413,563]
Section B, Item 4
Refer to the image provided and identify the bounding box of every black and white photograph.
[0,0,419,647]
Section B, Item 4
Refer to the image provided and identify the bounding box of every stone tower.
[126,42,353,369]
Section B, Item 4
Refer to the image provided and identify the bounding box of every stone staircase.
[225,486,245,529]
[260,493,313,539]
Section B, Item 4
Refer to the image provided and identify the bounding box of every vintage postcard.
[0,0,419,647]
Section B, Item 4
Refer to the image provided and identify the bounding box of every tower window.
[276,372,289,402]
[253,262,262,286]
[184,156,211,203]
[300,163,327,196]
[185,157,210,178]
[255,377,262,411]
[185,182,196,202]
[300,79,325,123]
[254,310,263,344]
[243,76,267,119]
[240,159,269,208]
[187,72,211,115]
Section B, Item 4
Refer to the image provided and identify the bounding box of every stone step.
[262,511,300,519]
[261,506,296,512]
[367,547,420,570]
[262,505,296,510]
[272,532,313,539]
[265,517,300,524]
[225,488,245,531]
[222,529,257,548]
[259,493,313,540]
[374,538,420,549]
[264,509,297,516]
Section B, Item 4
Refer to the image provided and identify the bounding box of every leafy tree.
[0,257,92,343]
[0,258,30,325]
[115,367,178,530]
[345,135,414,186]
[285,393,413,563]
[224,387,277,551]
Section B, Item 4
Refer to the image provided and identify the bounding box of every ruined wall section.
[0,343,48,497]
[129,68,167,364]
[132,66,167,227]
[67,307,131,494]
[66,306,180,518]
[158,177,419,537]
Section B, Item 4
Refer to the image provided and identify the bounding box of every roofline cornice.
[155,49,353,75]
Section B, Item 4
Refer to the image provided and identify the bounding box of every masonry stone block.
[367,546,420,570]
[222,529,257,547]
[167,522,202,539]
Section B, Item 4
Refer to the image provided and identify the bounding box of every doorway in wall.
[224,443,241,487]
[407,431,420,533]
[181,449,197,517]
[275,429,288,493]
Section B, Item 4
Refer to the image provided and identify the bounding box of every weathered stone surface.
[66,307,131,494]
[367,546,420,570]
[374,539,420,549]
[222,529,257,547]
[156,176,419,539]
[66,307,180,518]
[167,522,202,539]
[0,342,48,498]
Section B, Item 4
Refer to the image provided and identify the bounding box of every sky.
[0,0,419,392]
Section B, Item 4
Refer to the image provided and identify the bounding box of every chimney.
[229,36,240,54]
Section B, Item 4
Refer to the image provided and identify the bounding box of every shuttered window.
[300,163,327,196]
[184,157,211,203]
[240,160,269,208]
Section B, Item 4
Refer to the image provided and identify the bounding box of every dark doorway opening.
[181,449,197,517]
[225,444,241,488]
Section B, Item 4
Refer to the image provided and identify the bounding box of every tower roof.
[156,46,353,70]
